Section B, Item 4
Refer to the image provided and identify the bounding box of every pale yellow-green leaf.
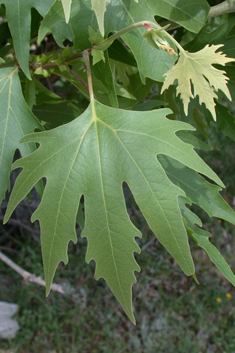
[61,0,72,23]
[91,0,110,36]
[161,44,235,120]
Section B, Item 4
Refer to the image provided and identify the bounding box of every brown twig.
[70,69,89,92]
[0,250,65,294]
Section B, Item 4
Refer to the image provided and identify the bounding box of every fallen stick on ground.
[0,250,65,294]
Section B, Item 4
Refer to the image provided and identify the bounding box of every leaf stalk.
[83,50,96,117]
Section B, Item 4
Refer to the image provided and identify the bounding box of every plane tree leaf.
[160,156,235,224]
[161,44,235,120]
[4,100,224,322]
[180,199,235,287]
[0,0,55,79]
[0,67,41,204]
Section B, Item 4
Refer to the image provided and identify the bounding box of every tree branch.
[70,69,89,93]
[209,0,235,18]
[0,251,65,295]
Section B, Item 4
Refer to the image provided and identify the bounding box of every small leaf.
[24,77,36,109]
[91,49,105,65]
[88,26,104,45]
[161,45,235,120]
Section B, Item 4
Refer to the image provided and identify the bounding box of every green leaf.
[224,66,235,101]
[0,0,55,79]
[34,79,64,105]
[108,40,137,67]
[180,200,235,287]
[50,21,73,48]
[126,73,154,102]
[0,67,41,204]
[24,77,37,109]
[91,51,118,107]
[192,231,235,286]
[216,102,235,142]
[161,44,235,120]
[105,2,177,82]
[38,4,74,49]
[185,14,235,58]
[160,156,235,223]
[38,0,94,51]
[33,102,84,128]
[149,0,210,33]
[132,99,167,111]
[4,102,223,321]
[61,0,72,23]
[91,49,105,65]
[176,131,212,151]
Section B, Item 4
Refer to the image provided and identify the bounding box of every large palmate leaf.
[0,67,41,204]
[161,45,235,120]
[0,0,54,79]
[4,101,223,322]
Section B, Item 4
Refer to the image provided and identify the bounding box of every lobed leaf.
[4,101,223,321]
[161,45,235,120]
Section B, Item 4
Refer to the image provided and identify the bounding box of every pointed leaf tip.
[61,0,72,23]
